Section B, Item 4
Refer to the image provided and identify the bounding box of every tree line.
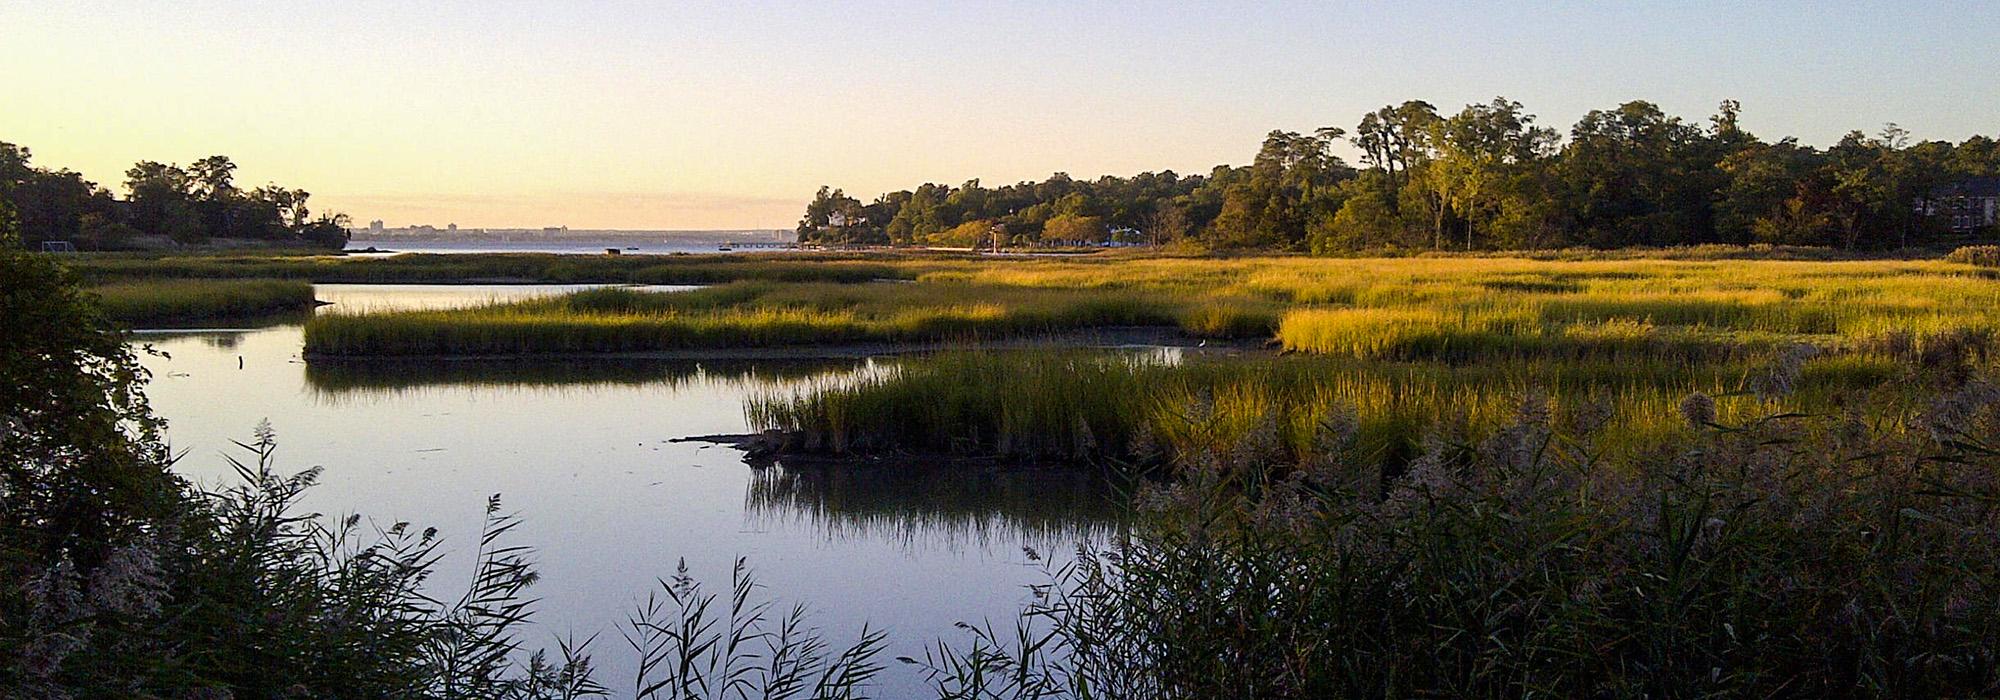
[798,98,2000,251]
[1,141,350,250]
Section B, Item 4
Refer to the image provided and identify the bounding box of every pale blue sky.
[3,1,1996,228]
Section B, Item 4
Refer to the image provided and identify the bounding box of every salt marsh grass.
[303,280,1185,355]
[744,348,1920,467]
[87,278,316,325]
[913,364,2000,697]
[299,255,2000,358]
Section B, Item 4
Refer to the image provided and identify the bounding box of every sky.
[4,1,1998,230]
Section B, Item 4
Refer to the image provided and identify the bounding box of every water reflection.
[129,288,1126,695]
[129,330,254,349]
[746,463,1124,551]
[313,283,700,315]
[304,357,861,398]
[300,354,1125,551]
[198,333,246,350]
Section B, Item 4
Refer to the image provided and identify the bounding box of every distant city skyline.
[5,1,1998,229]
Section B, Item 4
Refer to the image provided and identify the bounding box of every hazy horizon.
[351,225,790,234]
[6,1,1998,229]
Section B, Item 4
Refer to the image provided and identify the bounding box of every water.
[133,284,1114,695]
[346,238,790,256]
[342,239,1107,258]
[310,282,702,314]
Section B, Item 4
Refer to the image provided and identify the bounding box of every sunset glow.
[6,1,1997,228]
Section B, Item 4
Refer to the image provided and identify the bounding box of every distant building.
[1926,177,2000,232]
[447,223,458,232]
[368,219,385,232]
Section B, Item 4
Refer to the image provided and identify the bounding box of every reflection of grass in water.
[196,333,247,350]
[303,357,866,399]
[744,464,1124,551]
[127,330,256,349]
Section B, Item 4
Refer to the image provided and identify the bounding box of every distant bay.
[348,230,793,256]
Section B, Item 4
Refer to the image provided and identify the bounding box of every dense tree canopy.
[0,142,350,250]
[800,171,1208,247]
[801,99,2000,251]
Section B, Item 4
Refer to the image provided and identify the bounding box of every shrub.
[1947,244,2000,267]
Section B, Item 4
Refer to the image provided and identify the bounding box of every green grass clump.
[87,278,317,325]
[1177,298,1280,338]
[747,352,1161,459]
[745,348,1918,466]
[1277,307,1532,359]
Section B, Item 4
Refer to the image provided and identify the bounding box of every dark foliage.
[1,142,350,250]
[804,99,2000,253]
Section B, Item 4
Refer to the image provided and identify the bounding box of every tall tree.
[1716,138,1825,244]
[188,155,239,201]
[1558,101,1717,246]
[1142,200,1190,245]
[124,161,203,243]
[1351,101,1440,220]
[1208,129,1352,248]
[1425,97,1559,249]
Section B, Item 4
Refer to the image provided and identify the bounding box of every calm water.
[311,282,704,315]
[133,285,1116,695]
[345,239,787,256]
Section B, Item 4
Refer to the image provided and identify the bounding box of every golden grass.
[301,255,2000,357]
